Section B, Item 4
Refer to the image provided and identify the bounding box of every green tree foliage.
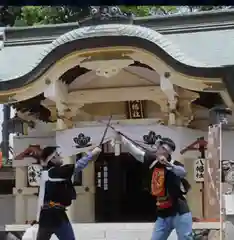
[10,6,179,26]
[119,6,178,17]
[19,6,90,25]
[185,5,231,12]
[0,5,232,27]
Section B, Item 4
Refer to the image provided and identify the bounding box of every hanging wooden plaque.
[127,100,144,119]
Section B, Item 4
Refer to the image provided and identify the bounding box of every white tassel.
[22,225,38,240]
[36,170,48,221]
[114,142,120,156]
[22,225,59,240]
[110,138,115,147]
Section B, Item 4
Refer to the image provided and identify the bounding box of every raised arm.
[75,147,102,172]
[120,135,145,163]
[167,161,187,178]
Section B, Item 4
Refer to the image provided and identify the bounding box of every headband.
[161,143,173,155]
[43,150,58,165]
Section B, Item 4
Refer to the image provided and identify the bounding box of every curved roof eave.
[0,24,229,92]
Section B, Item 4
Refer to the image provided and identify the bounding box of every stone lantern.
[209,105,232,126]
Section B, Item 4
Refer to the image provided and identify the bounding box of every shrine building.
[0,7,234,227]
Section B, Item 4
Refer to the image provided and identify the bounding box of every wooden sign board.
[194,158,205,182]
[127,100,145,119]
[27,164,42,187]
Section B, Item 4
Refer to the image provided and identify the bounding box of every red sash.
[151,168,173,209]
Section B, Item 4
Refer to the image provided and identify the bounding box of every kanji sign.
[194,158,205,182]
[127,100,144,119]
[27,164,42,187]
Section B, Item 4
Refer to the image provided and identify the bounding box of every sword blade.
[99,115,112,146]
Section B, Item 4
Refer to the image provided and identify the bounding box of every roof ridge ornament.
[0,28,4,50]
[79,6,133,26]
[0,6,15,27]
[143,131,162,146]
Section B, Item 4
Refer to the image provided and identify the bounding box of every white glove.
[158,155,173,167]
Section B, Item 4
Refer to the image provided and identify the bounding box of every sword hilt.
[108,124,149,151]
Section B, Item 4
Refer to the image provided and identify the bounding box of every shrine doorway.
[94,152,156,222]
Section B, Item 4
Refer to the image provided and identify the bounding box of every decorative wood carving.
[7,114,35,135]
[79,6,133,26]
[80,59,134,78]
[73,133,92,148]
[143,131,161,145]
[14,145,42,162]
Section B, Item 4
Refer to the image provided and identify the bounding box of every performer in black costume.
[115,130,192,240]
[35,145,101,240]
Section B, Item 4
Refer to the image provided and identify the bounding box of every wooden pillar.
[160,73,178,125]
[80,160,95,222]
[44,79,75,221]
[45,80,95,222]
[15,167,27,223]
[56,118,75,221]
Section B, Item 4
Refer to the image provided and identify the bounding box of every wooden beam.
[13,159,37,167]
[42,98,85,122]
[17,111,37,122]
[12,186,90,196]
[4,222,222,233]
[68,86,164,104]
[220,90,234,108]
[74,118,164,128]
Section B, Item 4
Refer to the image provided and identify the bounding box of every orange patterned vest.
[151,168,173,209]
